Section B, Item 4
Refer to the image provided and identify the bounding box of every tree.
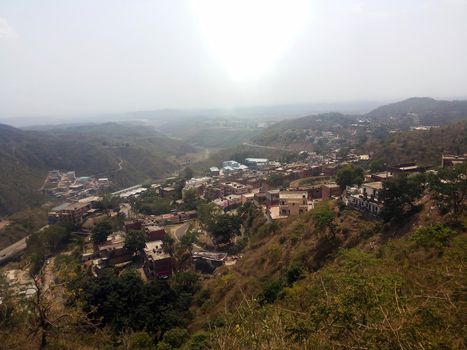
[182,167,194,181]
[92,220,113,244]
[181,188,198,211]
[180,229,198,253]
[369,159,386,173]
[96,195,121,211]
[197,202,217,229]
[161,235,175,255]
[124,230,147,255]
[380,175,424,222]
[268,173,286,187]
[311,201,336,234]
[208,213,242,244]
[336,164,365,190]
[428,163,467,215]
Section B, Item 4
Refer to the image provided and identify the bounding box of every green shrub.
[411,224,456,249]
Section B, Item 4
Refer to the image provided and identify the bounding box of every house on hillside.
[344,182,383,216]
[143,240,173,279]
[279,191,309,217]
[48,202,91,225]
[441,154,467,168]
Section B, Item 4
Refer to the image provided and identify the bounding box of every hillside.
[366,97,467,125]
[0,123,194,215]
[192,200,466,349]
[251,113,356,150]
[362,121,467,166]
[252,97,467,152]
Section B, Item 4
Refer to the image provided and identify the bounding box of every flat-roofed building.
[48,202,91,225]
[279,191,309,217]
[265,189,280,204]
[322,183,341,200]
[245,158,269,169]
[222,181,249,195]
[145,225,167,241]
[441,154,467,168]
[209,167,220,176]
[143,240,173,279]
[345,181,383,216]
[388,162,426,175]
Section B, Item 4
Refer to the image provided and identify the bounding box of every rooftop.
[364,181,383,190]
[279,191,307,200]
[144,240,170,261]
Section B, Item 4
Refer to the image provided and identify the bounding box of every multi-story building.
[279,191,309,216]
[345,182,383,216]
[143,240,173,279]
[222,181,249,195]
[48,202,91,225]
[441,154,467,168]
[322,183,341,199]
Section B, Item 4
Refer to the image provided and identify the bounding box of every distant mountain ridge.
[251,97,467,148]
[0,122,194,215]
[366,97,467,125]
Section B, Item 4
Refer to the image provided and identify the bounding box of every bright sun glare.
[191,0,310,82]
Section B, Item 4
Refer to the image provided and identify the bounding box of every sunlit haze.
[0,0,466,118]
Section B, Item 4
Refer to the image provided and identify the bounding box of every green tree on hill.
[380,174,424,222]
[92,220,113,244]
[428,163,467,215]
[311,201,336,234]
[336,164,364,190]
[124,230,147,255]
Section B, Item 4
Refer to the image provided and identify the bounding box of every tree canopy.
[336,164,365,190]
[428,163,467,215]
[124,230,147,254]
[92,220,113,244]
[380,174,424,222]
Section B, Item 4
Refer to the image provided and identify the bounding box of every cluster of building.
[45,152,467,283]
[42,170,110,201]
[88,220,173,279]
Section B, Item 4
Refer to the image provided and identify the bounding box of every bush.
[286,264,304,286]
[260,278,285,304]
[411,224,456,250]
[160,328,189,348]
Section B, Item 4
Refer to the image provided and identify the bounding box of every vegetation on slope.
[363,121,467,166]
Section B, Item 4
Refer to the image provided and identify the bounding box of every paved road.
[174,222,191,241]
[0,236,28,265]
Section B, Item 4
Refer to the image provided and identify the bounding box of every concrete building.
[98,232,131,264]
[145,226,167,241]
[322,183,341,200]
[265,189,280,204]
[222,181,249,195]
[143,240,173,279]
[441,154,467,168]
[279,191,309,216]
[209,167,220,176]
[245,158,269,169]
[345,182,383,216]
[48,202,91,225]
[388,162,425,175]
[222,160,248,173]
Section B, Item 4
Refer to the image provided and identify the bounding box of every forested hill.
[0,122,194,215]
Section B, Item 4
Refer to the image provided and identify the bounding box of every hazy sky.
[0,0,466,118]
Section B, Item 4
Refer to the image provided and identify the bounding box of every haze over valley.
[0,1,466,349]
